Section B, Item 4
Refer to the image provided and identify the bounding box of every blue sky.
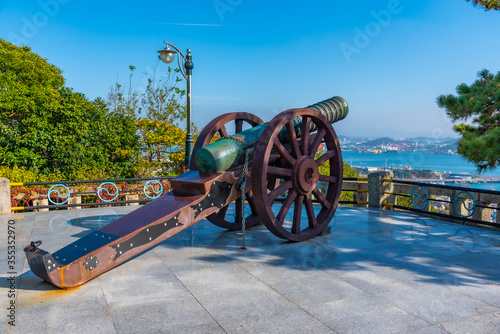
[1,0,499,138]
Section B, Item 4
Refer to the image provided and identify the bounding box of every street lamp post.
[158,42,194,169]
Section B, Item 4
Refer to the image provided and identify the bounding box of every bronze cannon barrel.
[195,96,349,173]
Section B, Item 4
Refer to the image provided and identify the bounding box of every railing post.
[368,171,394,209]
[497,202,500,224]
[0,178,11,214]
[68,196,82,210]
[126,194,139,206]
[32,199,49,212]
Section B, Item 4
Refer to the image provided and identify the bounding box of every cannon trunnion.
[24,96,348,288]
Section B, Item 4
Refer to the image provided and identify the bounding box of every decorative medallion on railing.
[411,186,429,210]
[97,182,119,202]
[143,180,163,199]
[453,191,476,218]
[48,184,70,205]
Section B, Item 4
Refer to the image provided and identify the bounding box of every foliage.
[0,39,141,180]
[141,67,186,124]
[466,0,500,10]
[137,119,186,175]
[138,68,190,176]
[437,69,500,172]
[317,154,360,203]
[108,65,197,176]
[395,194,412,208]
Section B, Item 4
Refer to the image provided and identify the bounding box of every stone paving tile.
[194,284,290,314]
[195,285,334,333]
[361,252,493,287]
[65,214,123,230]
[438,311,500,334]
[33,211,79,225]
[219,307,335,333]
[2,214,34,236]
[100,271,187,307]
[439,252,500,275]
[266,270,368,306]
[10,305,116,334]
[395,325,449,334]
[309,295,430,334]
[16,271,107,319]
[326,267,419,295]
[6,205,500,333]
[109,293,224,334]
[75,207,120,218]
[112,206,141,215]
[377,284,500,324]
[173,262,264,294]
[99,255,188,308]
[153,241,232,273]
[326,232,398,252]
[445,277,500,308]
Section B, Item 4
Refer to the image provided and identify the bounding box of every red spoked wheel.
[251,108,343,241]
[191,112,264,230]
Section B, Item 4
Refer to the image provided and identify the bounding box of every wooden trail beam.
[24,170,246,288]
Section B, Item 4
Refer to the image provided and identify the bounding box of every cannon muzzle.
[195,96,349,173]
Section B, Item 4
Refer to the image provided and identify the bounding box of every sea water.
[341,151,500,191]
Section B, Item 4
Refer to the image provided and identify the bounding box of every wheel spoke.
[277,189,297,226]
[286,119,301,158]
[319,174,338,184]
[199,112,264,231]
[267,175,278,191]
[304,194,318,228]
[267,166,292,178]
[246,192,257,214]
[218,125,228,138]
[292,194,304,234]
[235,119,243,133]
[315,149,335,166]
[273,140,296,165]
[301,116,311,156]
[312,188,331,209]
[269,180,292,202]
[218,205,229,218]
[309,128,326,157]
[235,197,243,224]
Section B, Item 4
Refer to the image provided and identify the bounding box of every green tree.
[437,70,500,172]
[0,39,141,179]
[109,65,196,176]
[466,0,500,10]
[317,155,360,203]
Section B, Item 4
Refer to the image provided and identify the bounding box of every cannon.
[24,96,348,288]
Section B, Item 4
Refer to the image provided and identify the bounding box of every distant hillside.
[338,135,458,145]
[362,137,398,147]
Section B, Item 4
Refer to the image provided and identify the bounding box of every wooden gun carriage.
[24,96,349,288]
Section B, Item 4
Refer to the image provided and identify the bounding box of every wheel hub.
[293,156,319,195]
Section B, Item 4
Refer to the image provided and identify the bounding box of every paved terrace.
[1,205,500,334]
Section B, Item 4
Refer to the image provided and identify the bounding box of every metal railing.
[7,174,500,231]
[340,177,369,205]
[381,178,500,229]
[10,176,370,212]
[9,177,172,211]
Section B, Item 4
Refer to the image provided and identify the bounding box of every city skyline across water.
[342,151,500,191]
[342,151,500,177]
